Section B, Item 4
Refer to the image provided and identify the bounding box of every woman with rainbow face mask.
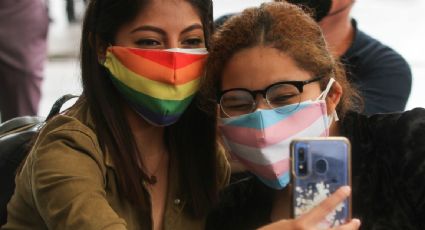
[2,0,230,229]
[204,2,425,230]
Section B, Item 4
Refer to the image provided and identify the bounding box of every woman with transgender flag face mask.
[204,2,425,230]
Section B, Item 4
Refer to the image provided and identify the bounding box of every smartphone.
[290,137,352,227]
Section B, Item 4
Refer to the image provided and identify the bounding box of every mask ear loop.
[316,78,340,125]
[316,78,335,101]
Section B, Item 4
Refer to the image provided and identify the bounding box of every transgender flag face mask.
[219,78,337,190]
[102,46,208,126]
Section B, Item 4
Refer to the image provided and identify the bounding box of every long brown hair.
[79,0,217,217]
[204,2,362,118]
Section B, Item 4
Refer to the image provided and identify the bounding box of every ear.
[325,81,343,115]
[89,32,108,62]
[97,40,108,63]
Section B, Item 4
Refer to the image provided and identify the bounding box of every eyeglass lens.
[220,83,301,117]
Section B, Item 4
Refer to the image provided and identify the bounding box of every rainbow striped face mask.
[103,46,208,126]
[219,79,337,190]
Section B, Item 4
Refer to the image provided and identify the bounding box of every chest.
[104,167,205,230]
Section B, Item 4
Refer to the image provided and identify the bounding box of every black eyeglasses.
[218,76,324,117]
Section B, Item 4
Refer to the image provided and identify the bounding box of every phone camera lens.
[299,162,307,176]
[298,148,305,161]
[296,147,308,176]
[315,159,328,174]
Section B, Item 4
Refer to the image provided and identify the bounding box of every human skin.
[318,0,355,56]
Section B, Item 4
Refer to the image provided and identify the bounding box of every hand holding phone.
[290,137,352,228]
[258,186,360,230]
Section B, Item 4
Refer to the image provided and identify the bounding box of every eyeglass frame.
[217,76,325,115]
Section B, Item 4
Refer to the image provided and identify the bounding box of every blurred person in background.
[66,0,88,23]
[0,0,49,122]
[284,0,412,115]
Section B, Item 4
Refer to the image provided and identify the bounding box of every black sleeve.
[344,109,425,229]
[389,108,425,227]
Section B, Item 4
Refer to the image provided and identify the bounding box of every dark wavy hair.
[204,1,362,118]
[79,0,217,217]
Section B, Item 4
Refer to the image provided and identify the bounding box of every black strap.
[46,94,79,120]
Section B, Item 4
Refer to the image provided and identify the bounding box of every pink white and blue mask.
[219,78,338,190]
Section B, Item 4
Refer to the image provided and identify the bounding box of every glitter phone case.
[290,137,351,228]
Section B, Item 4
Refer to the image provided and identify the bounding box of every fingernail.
[352,218,361,227]
[340,186,351,195]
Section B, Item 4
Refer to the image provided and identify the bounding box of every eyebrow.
[181,24,203,34]
[131,25,166,35]
[130,23,203,35]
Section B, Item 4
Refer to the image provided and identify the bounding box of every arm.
[29,126,127,229]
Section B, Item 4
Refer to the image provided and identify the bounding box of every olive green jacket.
[2,102,230,230]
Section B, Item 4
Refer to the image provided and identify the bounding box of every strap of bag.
[46,94,79,120]
[0,94,78,136]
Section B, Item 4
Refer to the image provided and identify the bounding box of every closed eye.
[135,38,162,48]
[224,103,253,111]
[270,94,296,101]
[269,94,299,106]
[181,38,204,48]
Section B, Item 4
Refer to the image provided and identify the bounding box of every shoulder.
[344,20,411,77]
[38,113,101,151]
[38,100,101,155]
[351,108,425,161]
[368,108,425,136]
[6,101,128,229]
[24,103,107,181]
[341,109,425,138]
[393,107,425,125]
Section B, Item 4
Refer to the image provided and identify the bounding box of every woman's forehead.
[125,0,203,31]
[220,46,312,90]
